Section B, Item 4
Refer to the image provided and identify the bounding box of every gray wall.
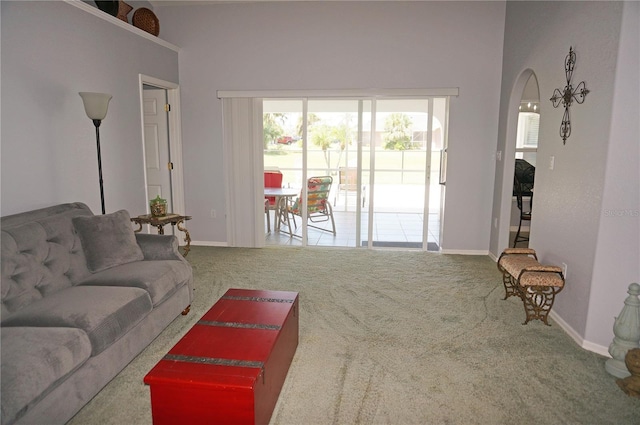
[492,1,639,348]
[154,1,506,250]
[1,1,179,216]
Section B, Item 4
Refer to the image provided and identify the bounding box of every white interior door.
[143,88,173,211]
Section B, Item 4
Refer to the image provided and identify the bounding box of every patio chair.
[285,176,336,236]
[334,166,366,208]
[264,170,283,232]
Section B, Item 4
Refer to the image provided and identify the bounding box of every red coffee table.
[144,288,299,425]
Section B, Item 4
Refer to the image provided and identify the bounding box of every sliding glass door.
[364,100,427,248]
[263,96,448,251]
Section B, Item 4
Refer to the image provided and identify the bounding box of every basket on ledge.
[132,7,159,36]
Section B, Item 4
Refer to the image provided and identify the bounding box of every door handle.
[439,149,447,185]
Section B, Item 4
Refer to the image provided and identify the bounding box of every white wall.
[586,1,640,349]
[492,1,639,350]
[155,1,506,250]
[1,1,179,216]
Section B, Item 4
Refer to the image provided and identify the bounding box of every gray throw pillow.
[73,210,144,272]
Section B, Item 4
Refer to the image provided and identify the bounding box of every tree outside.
[383,113,415,150]
[263,113,285,148]
[304,113,354,171]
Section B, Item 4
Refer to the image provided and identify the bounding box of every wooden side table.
[131,214,192,257]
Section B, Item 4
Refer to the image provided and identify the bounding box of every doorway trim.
[138,74,186,215]
[497,69,537,253]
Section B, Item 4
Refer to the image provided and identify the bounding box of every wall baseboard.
[191,241,228,247]
[440,249,490,256]
[191,244,493,255]
[550,310,611,357]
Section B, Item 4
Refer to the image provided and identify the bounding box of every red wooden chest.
[143,288,299,425]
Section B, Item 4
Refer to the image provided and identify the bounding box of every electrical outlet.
[562,262,568,278]
[496,150,502,161]
[210,209,216,219]
[494,217,498,228]
[549,156,555,170]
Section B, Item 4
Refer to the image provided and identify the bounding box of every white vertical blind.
[219,89,457,248]
[222,98,264,247]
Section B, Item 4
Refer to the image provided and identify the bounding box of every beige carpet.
[68,246,640,424]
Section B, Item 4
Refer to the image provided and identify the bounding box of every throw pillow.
[73,210,144,273]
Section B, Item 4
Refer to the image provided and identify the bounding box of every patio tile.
[266,210,439,249]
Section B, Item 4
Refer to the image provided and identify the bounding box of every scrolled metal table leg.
[176,219,191,257]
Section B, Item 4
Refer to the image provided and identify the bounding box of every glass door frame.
[254,88,458,250]
[363,97,436,250]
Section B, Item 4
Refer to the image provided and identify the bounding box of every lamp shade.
[79,92,112,121]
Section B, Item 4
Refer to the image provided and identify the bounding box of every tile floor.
[265,210,440,250]
[266,206,529,251]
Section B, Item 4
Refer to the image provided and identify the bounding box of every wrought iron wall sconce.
[550,47,590,144]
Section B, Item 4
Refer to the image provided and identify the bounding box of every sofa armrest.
[135,233,182,261]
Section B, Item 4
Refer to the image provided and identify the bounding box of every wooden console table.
[131,214,192,257]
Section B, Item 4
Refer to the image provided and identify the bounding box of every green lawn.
[265,146,440,186]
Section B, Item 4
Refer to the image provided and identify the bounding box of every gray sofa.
[0,203,194,425]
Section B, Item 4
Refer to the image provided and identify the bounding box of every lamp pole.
[93,119,106,215]
[79,92,112,215]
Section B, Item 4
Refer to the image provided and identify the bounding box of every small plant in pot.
[150,195,167,217]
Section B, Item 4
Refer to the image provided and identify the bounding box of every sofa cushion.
[1,286,152,356]
[72,210,143,273]
[78,260,191,306]
[1,326,91,425]
[1,204,93,319]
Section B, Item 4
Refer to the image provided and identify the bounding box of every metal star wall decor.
[550,47,590,144]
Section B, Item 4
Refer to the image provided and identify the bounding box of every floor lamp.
[79,92,112,215]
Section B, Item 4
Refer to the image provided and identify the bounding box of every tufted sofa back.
[1,203,94,321]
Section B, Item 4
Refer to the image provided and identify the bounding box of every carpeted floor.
[68,246,640,424]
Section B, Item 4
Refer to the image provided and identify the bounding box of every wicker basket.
[117,1,133,23]
[132,8,159,36]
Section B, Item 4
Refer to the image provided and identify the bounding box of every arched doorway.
[510,74,539,247]
[497,69,540,252]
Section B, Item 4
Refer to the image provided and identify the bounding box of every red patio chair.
[264,170,283,232]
